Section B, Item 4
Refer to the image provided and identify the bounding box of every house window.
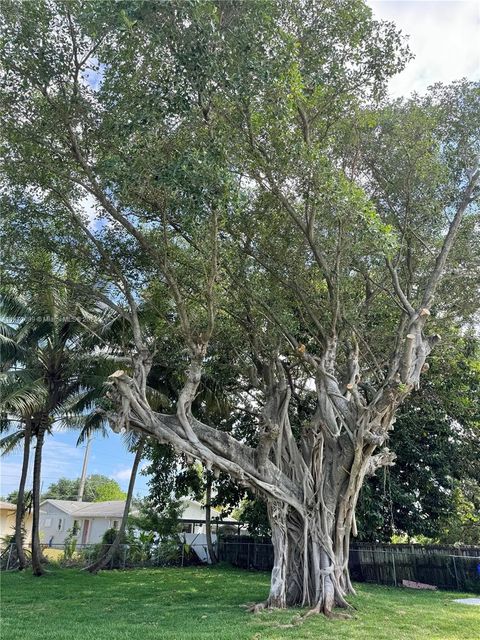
[44,518,52,528]
[180,523,192,534]
[73,520,80,535]
[57,518,64,531]
[112,520,119,530]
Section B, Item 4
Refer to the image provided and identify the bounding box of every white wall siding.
[39,504,74,545]
[39,503,119,546]
[88,517,112,544]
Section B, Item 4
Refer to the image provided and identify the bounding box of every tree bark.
[258,437,364,615]
[264,499,354,614]
[31,425,46,576]
[109,374,380,612]
[204,471,217,564]
[104,339,418,615]
[14,419,32,570]
[86,437,145,573]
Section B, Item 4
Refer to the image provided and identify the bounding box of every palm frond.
[0,429,25,455]
[75,413,109,445]
[0,290,28,322]
[0,374,47,417]
[146,386,171,411]
[122,429,142,452]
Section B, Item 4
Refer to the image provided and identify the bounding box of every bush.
[63,528,78,561]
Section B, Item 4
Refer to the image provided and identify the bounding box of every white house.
[178,499,239,535]
[39,499,125,546]
[39,498,240,549]
[0,501,17,545]
[176,500,240,563]
[0,501,33,549]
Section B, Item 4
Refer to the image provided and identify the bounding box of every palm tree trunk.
[31,425,46,576]
[14,419,32,570]
[205,471,217,564]
[87,437,145,573]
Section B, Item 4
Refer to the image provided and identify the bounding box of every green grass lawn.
[1,565,477,640]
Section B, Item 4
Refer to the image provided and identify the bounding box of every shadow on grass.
[1,565,478,640]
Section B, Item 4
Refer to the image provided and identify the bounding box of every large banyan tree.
[1,0,479,615]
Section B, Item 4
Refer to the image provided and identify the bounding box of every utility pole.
[77,436,92,501]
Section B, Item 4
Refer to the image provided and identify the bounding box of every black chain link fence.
[1,540,207,571]
[2,537,479,593]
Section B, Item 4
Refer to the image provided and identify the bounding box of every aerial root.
[335,593,354,610]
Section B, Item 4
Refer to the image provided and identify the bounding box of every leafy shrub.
[63,528,78,561]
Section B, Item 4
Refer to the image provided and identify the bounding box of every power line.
[0,489,148,499]
[0,475,150,481]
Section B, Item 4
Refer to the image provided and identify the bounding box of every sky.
[1,1,479,502]
[368,0,479,97]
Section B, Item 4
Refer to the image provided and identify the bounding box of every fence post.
[452,555,460,591]
[391,551,397,587]
[123,545,127,570]
[181,543,184,567]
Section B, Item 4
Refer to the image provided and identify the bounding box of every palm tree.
[0,416,33,569]
[0,284,120,575]
[0,413,33,570]
[86,435,146,573]
[0,293,48,569]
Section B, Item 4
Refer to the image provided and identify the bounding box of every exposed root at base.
[303,603,324,618]
[245,599,354,621]
[335,593,355,610]
[244,601,268,614]
[303,604,354,620]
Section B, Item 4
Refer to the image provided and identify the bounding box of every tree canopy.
[357,335,480,544]
[1,0,478,614]
[42,474,127,502]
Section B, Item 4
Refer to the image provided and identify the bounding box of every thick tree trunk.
[204,472,217,564]
[106,354,398,616]
[263,494,355,615]
[86,438,145,573]
[31,426,46,576]
[14,419,32,570]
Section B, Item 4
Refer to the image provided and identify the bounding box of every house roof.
[40,498,238,523]
[0,501,16,511]
[41,500,84,514]
[75,501,127,517]
[40,499,126,518]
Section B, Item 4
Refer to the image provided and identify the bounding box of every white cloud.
[40,440,84,482]
[113,467,133,481]
[79,191,115,232]
[368,0,480,97]
[0,438,84,496]
[0,461,25,496]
